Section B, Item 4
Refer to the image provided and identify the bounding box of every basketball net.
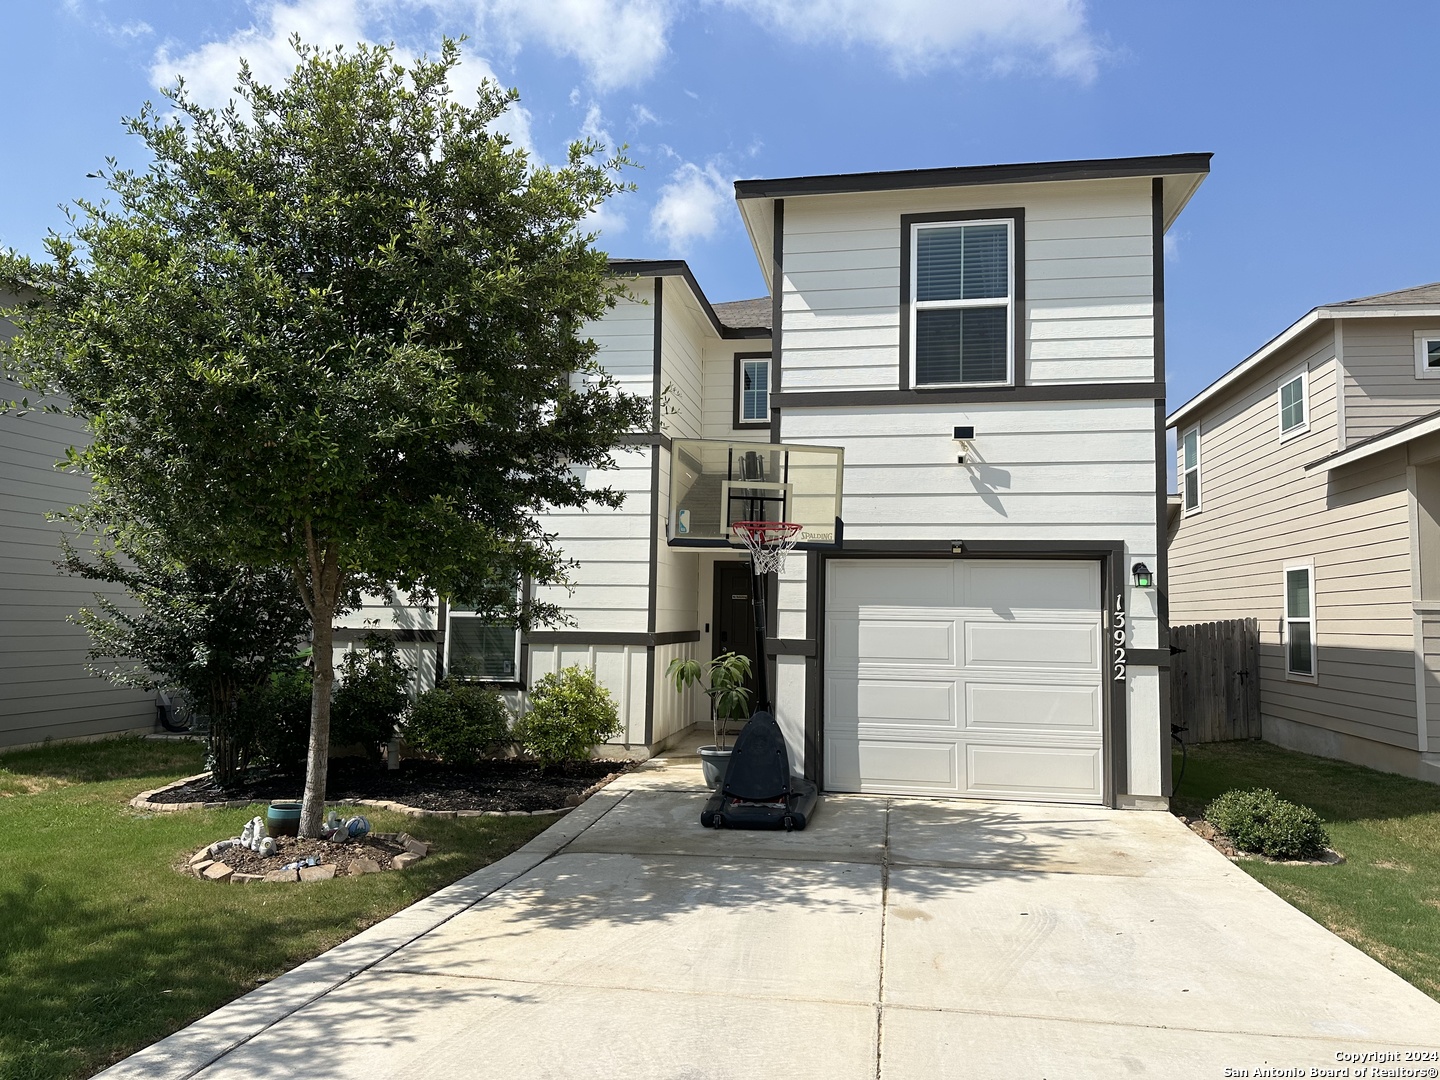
[731,521,803,576]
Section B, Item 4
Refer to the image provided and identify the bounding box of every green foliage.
[405,681,512,766]
[1207,787,1331,860]
[665,651,751,748]
[251,666,316,774]
[515,666,620,768]
[0,37,646,833]
[59,538,310,785]
[330,635,410,759]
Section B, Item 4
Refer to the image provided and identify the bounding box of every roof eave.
[607,259,771,340]
[1305,407,1440,473]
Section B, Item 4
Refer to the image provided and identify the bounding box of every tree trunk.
[301,596,337,837]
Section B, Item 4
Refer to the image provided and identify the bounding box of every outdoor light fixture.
[1132,562,1153,588]
[953,425,975,464]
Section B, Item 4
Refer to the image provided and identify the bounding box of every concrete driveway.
[101,755,1440,1079]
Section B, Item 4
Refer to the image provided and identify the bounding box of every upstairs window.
[1415,331,1440,379]
[1182,427,1201,514]
[1278,369,1308,440]
[734,353,770,428]
[909,219,1014,387]
[1284,564,1315,678]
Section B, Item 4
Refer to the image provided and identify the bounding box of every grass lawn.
[1172,740,1440,1001]
[0,737,554,1080]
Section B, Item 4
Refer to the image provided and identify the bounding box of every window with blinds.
[446,612,520,682]
[910,221,1013,386]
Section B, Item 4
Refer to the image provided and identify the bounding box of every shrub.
[514,666,620,768]
[405,682,511,766]
[1206,788,1331,860]
[330,636,410,759]
[252,665,315,773]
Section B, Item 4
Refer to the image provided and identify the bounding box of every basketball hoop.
[731,521,803,576]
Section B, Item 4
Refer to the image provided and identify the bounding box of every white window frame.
[1414,330,1440,380]
[1282,561,1317,682]
[444,611,522,684]
[908,218,1014,389]
[1182,426,1202,516]
[1277,366,1309,442]
[738,355,770,426]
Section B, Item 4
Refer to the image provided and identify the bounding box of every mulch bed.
[218,834,407,876]
[149,757,633,813]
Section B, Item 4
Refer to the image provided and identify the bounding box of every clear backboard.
[667,438,844,549]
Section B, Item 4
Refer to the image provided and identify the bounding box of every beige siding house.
[1168,282,1440,783]
[1,297,153,749]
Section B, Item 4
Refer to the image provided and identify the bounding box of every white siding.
[0,401,152,749]
[659,285,705,441]
[780,178,1155,393]
[528,643,650,745]
[651,638,699,747]
[1343,316,1440,445]
[1170,341,1423,753]
[701,337,774,441]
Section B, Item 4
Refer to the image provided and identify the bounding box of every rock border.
[186,832,432,884]
[1180,816,1346,866]
[132,772,614,818]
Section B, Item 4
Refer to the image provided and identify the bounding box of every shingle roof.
[712,297,771,332]
[1328,282,1440,307]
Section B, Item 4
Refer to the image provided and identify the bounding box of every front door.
[713,561,762,714]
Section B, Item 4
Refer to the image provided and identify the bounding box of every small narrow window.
[1284,564,1315,678]
[1278,370,1308,440]
[1416,331,1440,379]
[1182,427,1201,514]
[446,611,521,682]
[733,353,771,429]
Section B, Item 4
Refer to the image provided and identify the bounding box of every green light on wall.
[1132,562,1153,589]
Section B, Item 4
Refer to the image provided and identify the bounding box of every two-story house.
[1168,283,1440,785]
[349,152,1213,809]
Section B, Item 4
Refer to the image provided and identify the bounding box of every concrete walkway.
[101,750,1440,1079]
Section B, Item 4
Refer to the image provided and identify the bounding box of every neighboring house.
[355,152,1212,809]
[1,295,152,750]
[1168,282,1440,784]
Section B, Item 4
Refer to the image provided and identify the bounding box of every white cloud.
[717,0,1103,82]
[425,0,675,91]
[148,0,536,157]
[630,104,658,128]
[649,160,732,253]
[1164,232,1182,262]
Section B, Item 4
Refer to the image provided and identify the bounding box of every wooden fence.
[1169,618,1261,743]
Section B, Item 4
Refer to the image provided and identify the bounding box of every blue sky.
[3,0,1438,415]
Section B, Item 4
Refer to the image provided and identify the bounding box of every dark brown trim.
[734,153,1213,201]
[1128,648,1170,668]
[770,199,784,444]
[650,277,664,434]
[608,259,771,340]
[616,431,672,450]
[804,550,823,787]
[766,638,815,656]
[732,351,773,430]
[772,382,1163,410]
[1153,177,1174,798]
[810,542,1130,807]
[332,627,440,644]
[899,208,1026,392]
[523,630,701,646]
[644,646,655,745]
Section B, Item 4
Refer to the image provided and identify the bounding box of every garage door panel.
[965,621,1099,669]
[828,561,954,608]
[826,738,958,793]
[827,618,954,665]
[963,560,1098,611]
[966,683,1102,735]
[825,559,1104,805]
[966,745,1103,800]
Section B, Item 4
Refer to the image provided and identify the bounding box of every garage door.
[824,559,1105,803]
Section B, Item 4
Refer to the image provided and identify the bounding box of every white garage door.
[824,559,1105,803]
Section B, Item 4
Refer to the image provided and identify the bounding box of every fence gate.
[1169,619,1261,743]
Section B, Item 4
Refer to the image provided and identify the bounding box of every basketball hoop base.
[698,708,819,831]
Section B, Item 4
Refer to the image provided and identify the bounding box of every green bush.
[405,682,511,766]
[252,666,315,773]
[1206,788,1331,860]
[514,666,620,768]
[330,636,410,759]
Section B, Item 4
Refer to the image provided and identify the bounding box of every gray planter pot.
[698,745,732,790]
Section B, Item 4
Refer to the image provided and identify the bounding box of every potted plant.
[665,651,752,789]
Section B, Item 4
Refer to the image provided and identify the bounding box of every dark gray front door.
[713,561,760,705]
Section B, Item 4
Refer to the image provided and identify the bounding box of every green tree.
[0,38,647,835]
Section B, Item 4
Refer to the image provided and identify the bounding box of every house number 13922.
[1112,593,1127,681]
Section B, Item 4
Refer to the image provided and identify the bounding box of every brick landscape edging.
[130,771,609,818]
